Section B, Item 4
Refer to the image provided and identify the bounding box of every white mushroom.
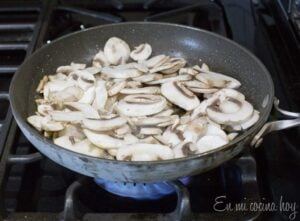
[161,127,182,146]
[49,111,84,123]
[120,86,160,94]
[183,117,208,143]
[78,86,96,104]
[146,74,192,85]
[101,67,142,79]
[83,129,125,149]
[229,110,260,131]
[94,81,108,112]
[27,115,44,131]
[108,81,126,96]
[143,55,169,68]
[48,86,84,103]
[116,94,167,116]
[104,37,130,65]
[173,141,195,158]
[58,124,85,140]
[43,80,75,100]
[37,104,54,116]
[140,127,162,135]
[116,143,173,161]
[85,66,101,75]
[161,81,200,111]
[130,43,152,61]
[133,73,163,83]
[131,116,173,126]
[65,102,100,119]
[41,116,64,132]
[196,135,228,153]
[93,50,110,67]
[195,71,241,89]
[82,116,127,132]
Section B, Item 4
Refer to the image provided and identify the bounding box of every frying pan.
[9,22,300,183]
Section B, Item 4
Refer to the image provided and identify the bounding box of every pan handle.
[251,98,300,147]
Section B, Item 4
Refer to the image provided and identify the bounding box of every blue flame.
[94,177,190,200]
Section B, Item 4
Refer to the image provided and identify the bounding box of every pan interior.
[10,22,274,161]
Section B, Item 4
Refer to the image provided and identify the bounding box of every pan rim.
[9,21,274,166]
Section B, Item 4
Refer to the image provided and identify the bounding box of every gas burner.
[94,177,190,200]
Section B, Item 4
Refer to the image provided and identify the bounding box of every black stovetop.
[0,0,299,220]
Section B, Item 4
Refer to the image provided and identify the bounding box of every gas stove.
[0,0,299,221]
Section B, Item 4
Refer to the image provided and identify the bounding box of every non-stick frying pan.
[9,22,300,183]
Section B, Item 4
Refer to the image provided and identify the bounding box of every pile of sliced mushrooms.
[28,37,260,161]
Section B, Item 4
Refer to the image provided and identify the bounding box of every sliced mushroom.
[162,127,182,146]
[131,116,173,126]
[229,110,260,131]
[85,66,102,75]
[64,102,100,119]
[83,129,125,149]
[155,109,174,117]
[36,75,49,93]
[114,124,131,136]
[43,80,75,100]
[95,81,108,112]
[206,99,254,125]
[108,81,126,96]
[120,86,160,94]
[227,132,239,141]
[49,111,84,123]
[140,127,162,135]
[48,86,84,103]
[116,94,167,117]
[116,143,173,161]
[82,116,127,132]
[143,55,169,68]
[107,149,118,157]
[183,117,208,143]
[133,73,163,83]
[27,115,44,131]
[37,104,54,116]
[179,67,199,76]
[173,141,195,158]
[104,37,130,65]
[93,50,110,67]
[146,74,192,85]
[41,116,64,132]
[130,43,152,61]
[78,86,95,104]
[161,81,200,111]
[195,71,241,89]
[101,67,142,79]
[196,135,228,153]
[58,124,85,140]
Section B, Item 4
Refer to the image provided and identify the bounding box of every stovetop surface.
[0,0,299,220]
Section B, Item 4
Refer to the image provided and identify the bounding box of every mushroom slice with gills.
[183,117,208,143]
[133,73,163,83]
[49,111,84,123]
[78,86,95,104]
[116,94,167,117]
[64,102,100,119]
[140,127,162,135]
[196,135,228,154]
[104,37,130,65]
[143,54,169,68]
[161,81,200,111]
[195,71,241,89]
[206,98,254,125]
[82,116,127,132]
[95,81,108,112]
[43,79,75,100]
[116,143,173,161]
[27,115,44,131]
[58,124,85,140]
[229,110,260,131]
[69,70,95,90]
[149,58,186,74]
[130,43,152,61]
[162,127,182,146]
[83,129,125,149]
[146,74,192,85]
[92,50,110,68]
[173,141,195,159]
[124,133,139,144]
[48,86,84,103]
[108,81,126,96]
[101,67,142,79]
[120,86,160,95]
[37,104,54,116]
